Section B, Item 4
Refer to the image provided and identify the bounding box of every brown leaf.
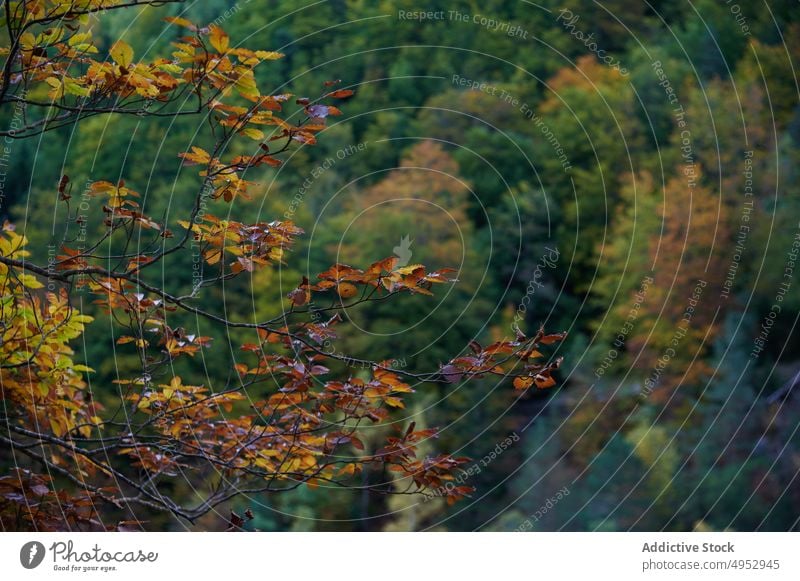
[440,364,463,384]
[228,511,244,530]
[327,89,354,99]
[539,332,567,345]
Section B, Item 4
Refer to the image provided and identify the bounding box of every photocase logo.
[19,541,46,569]
[393,235,413,267]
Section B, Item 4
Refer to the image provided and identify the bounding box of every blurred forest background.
[2,0,800,531]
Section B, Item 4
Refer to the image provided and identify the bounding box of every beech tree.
[0,1,564,530]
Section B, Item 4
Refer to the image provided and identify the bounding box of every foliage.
[0,1,565,531]
[2,0,799,532]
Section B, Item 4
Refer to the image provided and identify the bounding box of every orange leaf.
[336,282,358,299]
[513,376,534,390]
[208,25,229,53]
[534,374,556,389]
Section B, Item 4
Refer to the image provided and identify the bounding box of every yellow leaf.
[134,83,159,98]
[233,71,259,98]
[384,396,405,408]
[394,264,425,275]
[68,32,93,47]
[337,463,357,476]
[64,78,91,97]
[19,273,43,289]
[164,16,195,29]
[39,27,64,45]
[71,43,98,54]
[240,127,264,140]
[179,146,211,165]
[45,77,64,99]
[255,50,284,60]
[158,62,183,74]
[19,33,36,50]
[110,40,133,67]
[49,417,64,437]
[208,25,229,53]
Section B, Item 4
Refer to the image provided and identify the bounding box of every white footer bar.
[1,532,797,580]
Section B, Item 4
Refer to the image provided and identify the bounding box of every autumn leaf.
[534,374,556,389]
[539,332,567,345]
[179,146,211,165]
[0,0,564,530]
[288,277,311,306]
[208,25,229,53]
[513,376,534,390]
[327,89,354,99]
[163,16,196,29]
[110,40,133,67]
[255,50,284,60]
[336,282,358,299]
